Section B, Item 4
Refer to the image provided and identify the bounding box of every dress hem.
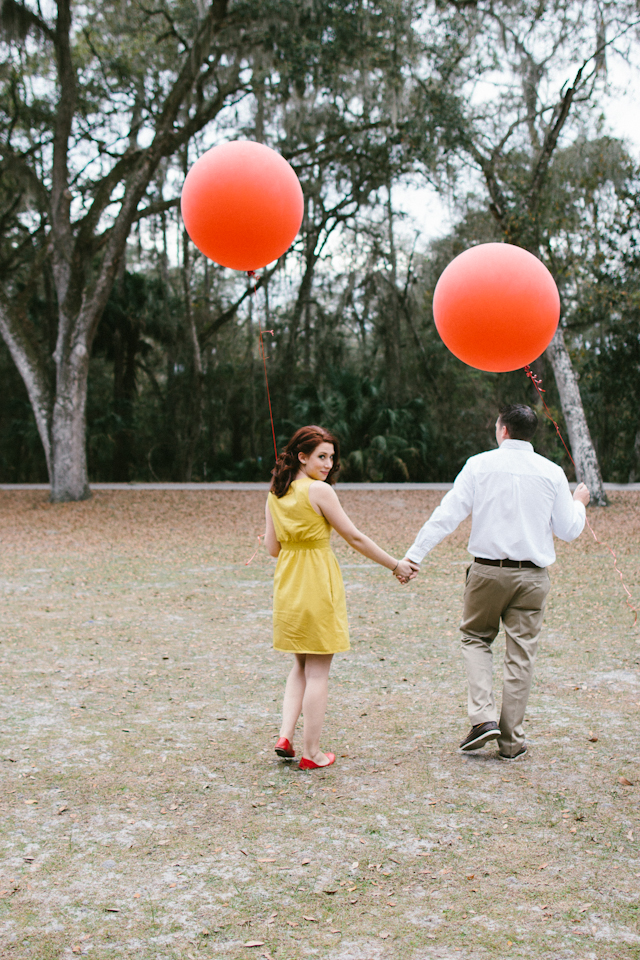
[273,644,350,654]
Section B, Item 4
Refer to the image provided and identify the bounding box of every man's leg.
[459,565,508,726]
[498,569,550,757]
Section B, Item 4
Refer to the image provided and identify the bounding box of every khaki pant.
[460,562,551,756]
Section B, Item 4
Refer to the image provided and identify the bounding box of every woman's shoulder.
[307,479,339,508]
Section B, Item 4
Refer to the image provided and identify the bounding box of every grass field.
[1,489,639,960]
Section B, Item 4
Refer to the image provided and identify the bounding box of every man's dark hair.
[498,404,538,441]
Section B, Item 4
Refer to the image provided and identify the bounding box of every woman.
[265,425,416,770]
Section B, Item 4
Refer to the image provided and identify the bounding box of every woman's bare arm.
[264,499,280,557]
[309,482,415,578]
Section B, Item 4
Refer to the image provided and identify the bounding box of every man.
[404,404,590,760]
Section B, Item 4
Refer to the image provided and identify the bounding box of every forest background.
[1,0,640,498]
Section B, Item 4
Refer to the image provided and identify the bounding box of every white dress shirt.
[406,439,586,568]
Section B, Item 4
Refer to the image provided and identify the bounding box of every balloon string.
[244,270,277,566]
[247,270,278,462]
[245,533,265,566]
[524,364,637,627]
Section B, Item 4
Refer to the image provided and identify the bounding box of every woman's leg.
[279,654,306,743]
[301,654,334,764]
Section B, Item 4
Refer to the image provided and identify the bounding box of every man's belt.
[474,557,542,569]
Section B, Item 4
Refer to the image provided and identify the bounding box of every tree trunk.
[0,302,53,478]
[545,327,607,506]
[180,231,204,482]
[628,426,640,484]
[50,344,92,501]
[382,187,403,403]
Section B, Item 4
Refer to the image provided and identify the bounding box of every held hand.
[394,559,419,584]
[573,482,590,507]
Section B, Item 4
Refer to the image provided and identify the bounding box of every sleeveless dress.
[267,477,350,654]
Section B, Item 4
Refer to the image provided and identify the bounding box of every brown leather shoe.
[498,746,527,761]
[459,721,500,752]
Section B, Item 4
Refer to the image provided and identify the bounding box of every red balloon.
[432,243,560,372]
[181,141,304,271]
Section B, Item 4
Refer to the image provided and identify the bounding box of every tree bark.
[180,231,203,482]
[628,426,640,484]
[381,187,403,403]
[50,345,92,500]
[0,299,53,477]
[545,327,607,505]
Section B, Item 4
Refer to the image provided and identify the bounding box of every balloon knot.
[524,364,545,393]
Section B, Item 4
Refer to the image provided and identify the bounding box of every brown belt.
[474,557,542,569]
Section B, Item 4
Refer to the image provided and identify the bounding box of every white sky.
[391,49,640,253]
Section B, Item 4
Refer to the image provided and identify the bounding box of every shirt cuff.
[405,547,427,565]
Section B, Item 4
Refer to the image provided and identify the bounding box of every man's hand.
[394,559,420,584]
[573,482,590,506]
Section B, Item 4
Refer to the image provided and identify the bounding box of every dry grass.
[0,489,639,960]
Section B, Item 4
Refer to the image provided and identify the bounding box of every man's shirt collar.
[500,439,534,452]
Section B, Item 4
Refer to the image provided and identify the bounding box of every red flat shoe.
[299,752,335,770]
[275,737,295,759]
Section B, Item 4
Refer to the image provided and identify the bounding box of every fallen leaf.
[104,907,120,913]
[286,921,299,928]
[349,898,358,904]
[588,734,598,742]
[627,830,634,841]
[303,915,318,922]
[24,799,38,805]
[301,859,310,865]
[539,863,548,870]
[57,805,68,815]
[72,947,82,954]
[619,776,633,786]
[257,858,276,863]
[379,932,390,939]
[244,942,265,948]
[133,892,141,899]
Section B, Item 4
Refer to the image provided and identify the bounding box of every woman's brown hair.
[270,425,341,498]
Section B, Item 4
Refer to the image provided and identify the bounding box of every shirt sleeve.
[405,461,475,563]
[550,478,586,542]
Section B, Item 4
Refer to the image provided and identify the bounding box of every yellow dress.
[268,477,350,654]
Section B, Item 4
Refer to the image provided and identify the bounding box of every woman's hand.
[394,559,419,584]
